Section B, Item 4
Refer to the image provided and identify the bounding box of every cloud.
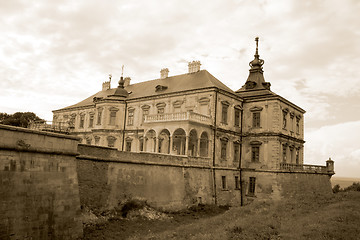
[305,121,360,178]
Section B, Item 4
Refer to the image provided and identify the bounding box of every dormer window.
[155,85,168,92]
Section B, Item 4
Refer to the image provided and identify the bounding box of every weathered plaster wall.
[77,144,214,211]
[0,124,83,240]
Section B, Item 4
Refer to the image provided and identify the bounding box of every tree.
[0,112,45,128]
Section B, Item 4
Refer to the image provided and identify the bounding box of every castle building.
[51,38,333,200]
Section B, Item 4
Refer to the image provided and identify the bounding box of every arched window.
[188,129,198,157]
[158,129,171,154]
[172,128,186,155]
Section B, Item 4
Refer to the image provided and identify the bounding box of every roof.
[55,70,235,111]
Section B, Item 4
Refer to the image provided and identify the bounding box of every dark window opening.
[251,146,259,162]
[248,177,256,195]
[222,176,227,190]
[252,112,260,127]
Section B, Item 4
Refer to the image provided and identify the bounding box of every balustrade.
[144,112,212,124]
[280,162,329,173]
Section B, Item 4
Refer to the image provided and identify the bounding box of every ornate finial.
[121,65,124,78]
[109,74,112,83]
[249,37,264,70]
[255,37,259,57]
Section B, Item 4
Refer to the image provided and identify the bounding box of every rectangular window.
[157,108,164,114]
[97,110,102,125]
[290,116,294,131]
[221,140,227,160]
[79,115,85,128]
[296,118,300,134]
[128,110,134,125]
[235,176,240,189]
[126,141,132,152]
[89,114,94,128]
[94,136,100,145]
[290,148,294,163]
[109,111,116,125]
[142,109,149,122]
[252,112,260,127]
[234,108,240,127]
[139,138,144,152]
[248,177,256,195]
[251,146,259,162]
[296,148,299,164]
[221,176,227,190]
[283,112,287,129]
[233,143,240,162]
[221,105,228,124]
[282,145,287,163]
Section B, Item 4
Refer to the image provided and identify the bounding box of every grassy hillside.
[83,191,360,240]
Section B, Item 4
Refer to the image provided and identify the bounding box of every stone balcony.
[29,121,72,134]
[144,112,212,125]
[280,162,335,175]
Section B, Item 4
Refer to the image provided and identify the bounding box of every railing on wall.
[280,162,329,173]
[144,112,212,124]
[29,121,72,134]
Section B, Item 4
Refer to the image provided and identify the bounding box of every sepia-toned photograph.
[1,0,359,239]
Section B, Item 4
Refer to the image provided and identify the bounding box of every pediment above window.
[234,105,242,110]
[221,100,230,107]
[250,106,263,112]
[156,102,166,108]
[109,107,119,112]
[141,104,150,110]
[172,100,183,108]
[199,97,210,105]
[250,140,262,145]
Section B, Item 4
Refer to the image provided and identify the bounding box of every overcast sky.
[1,0,359,178]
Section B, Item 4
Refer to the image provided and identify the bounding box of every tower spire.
[236,37,271,92]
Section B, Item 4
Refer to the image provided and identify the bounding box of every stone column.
[169,135,173,154]
[185,136,189,156]
[197,138,201,157]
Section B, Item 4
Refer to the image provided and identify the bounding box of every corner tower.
[236,37,307,199]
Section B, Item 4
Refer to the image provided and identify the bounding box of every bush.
[120,199,148,217]
[343,182,360,192]
[332,184,341,193]
[333,182,360,193]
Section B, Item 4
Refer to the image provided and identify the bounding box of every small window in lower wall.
[248,177,256,195]
[235,176,240,189]
[126,141,132,152]
[221,176,227,190]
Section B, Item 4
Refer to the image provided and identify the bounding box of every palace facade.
[50,38,333,200]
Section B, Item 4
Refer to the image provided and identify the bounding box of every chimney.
[124,77,131,87]
[160,68,169,79]
[102,81,111,91]
[102,74,112,91]
[188,61,201,73]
